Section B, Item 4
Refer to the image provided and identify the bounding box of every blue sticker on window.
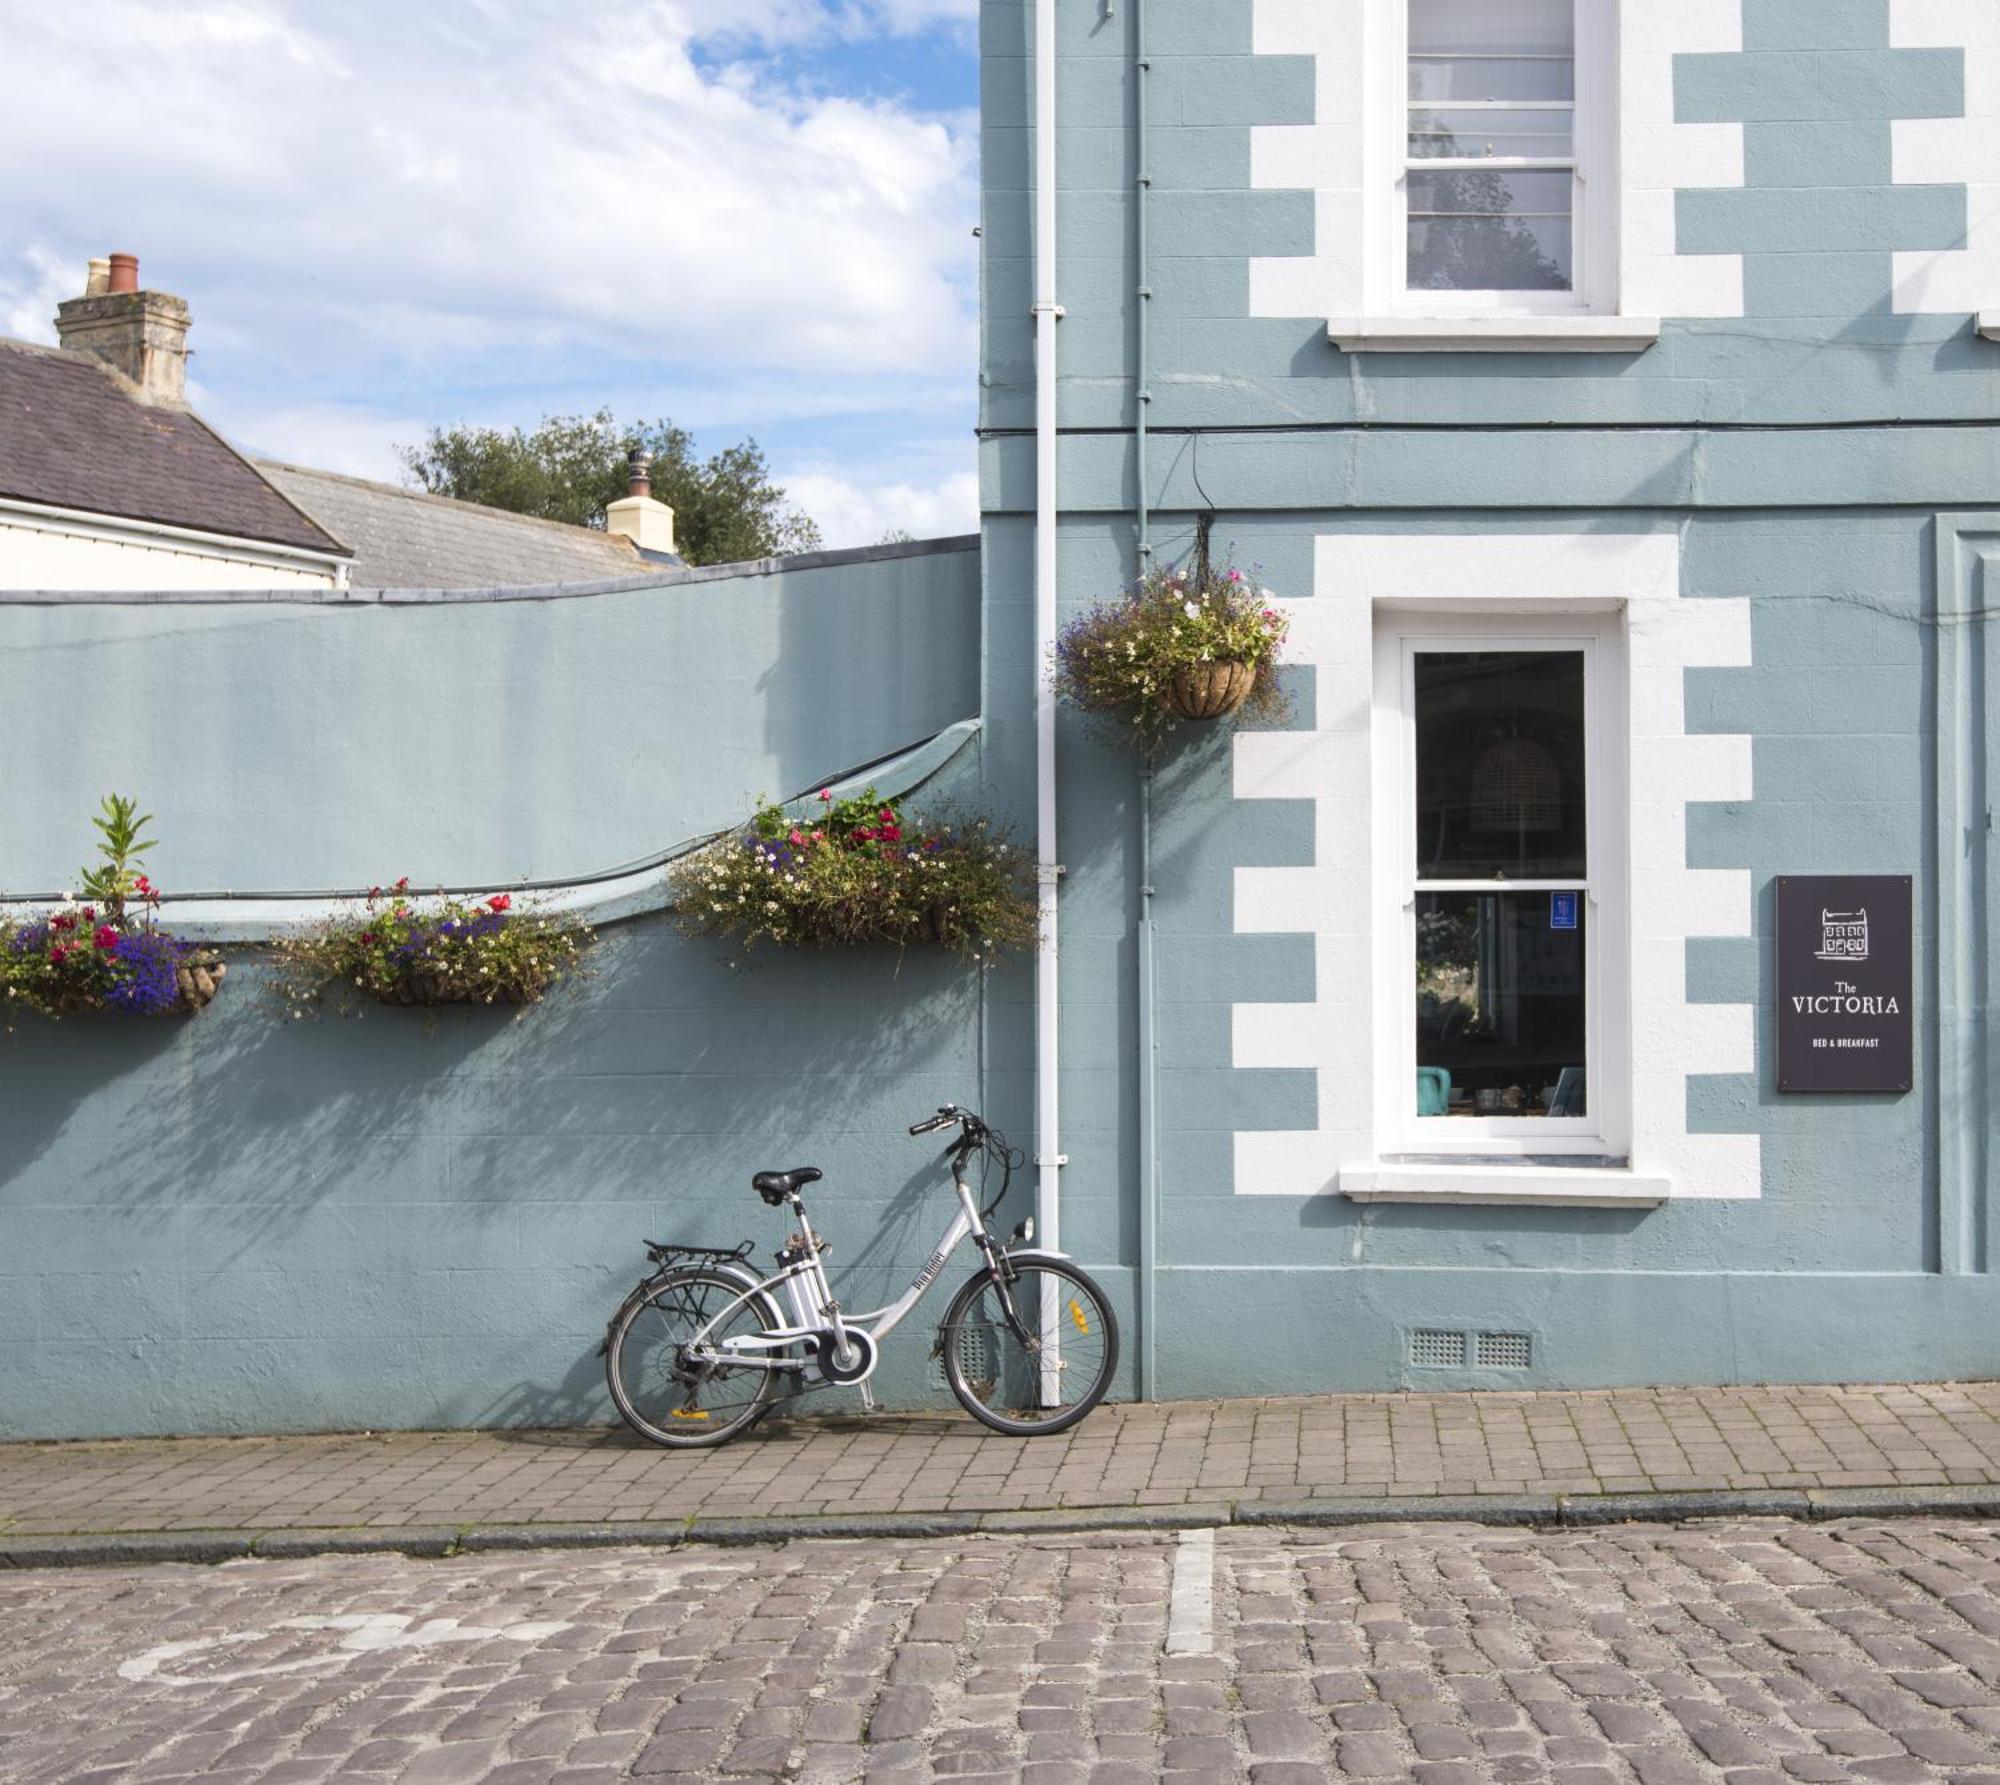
[1550,892,1578,931]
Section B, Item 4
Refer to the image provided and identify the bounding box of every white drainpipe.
[1032,0,1064,1261]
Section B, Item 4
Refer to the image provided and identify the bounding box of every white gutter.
[1032,0,1065,1261]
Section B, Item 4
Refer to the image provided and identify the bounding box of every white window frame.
[1370,607,1630,1160]
[1355,0,1623,326]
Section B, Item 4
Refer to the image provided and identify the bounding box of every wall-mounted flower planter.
[671,786,1036,962]
[0,796,224,1023]
[276,881,591,1013]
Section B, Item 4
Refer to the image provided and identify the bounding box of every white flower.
[59,891,74,904]
[1259,588,1276,602]
[1184,600,1202,621]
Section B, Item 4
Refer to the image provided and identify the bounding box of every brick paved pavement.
[9,1519,2000,1780]
[5,1382,2000,1540]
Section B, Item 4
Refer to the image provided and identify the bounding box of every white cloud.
[0,243,71,344]
[0,0,979,532]
[782,467,978,547]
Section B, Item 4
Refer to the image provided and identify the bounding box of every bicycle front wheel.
[606,1267,784,1449]
[938,1257,1118,1436]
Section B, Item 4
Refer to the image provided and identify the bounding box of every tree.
[399,409,823,566]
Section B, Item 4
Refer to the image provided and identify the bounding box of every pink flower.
[789,829,806,846]
[49,944,69,965]
[395,876,411,893]
[94,925,120,952]
[1228,569,1244,582]
[818,789,832,803]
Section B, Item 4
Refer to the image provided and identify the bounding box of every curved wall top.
[0,538,980,897]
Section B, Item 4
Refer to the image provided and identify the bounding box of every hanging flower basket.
[0,795,223,1024]
[670,786,1037,962]
[1165,659,1258,721]
[1053,557,1288,746]
[274,879,591,1013]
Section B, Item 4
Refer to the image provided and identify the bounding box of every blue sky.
[0,1,981,546]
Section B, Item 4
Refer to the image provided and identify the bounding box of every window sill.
[1327,316,1663,355]
[1340,1158,1669,1207]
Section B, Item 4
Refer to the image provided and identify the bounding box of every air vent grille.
[1408,1328,1468,1368]
[1476,1330,1533,1369]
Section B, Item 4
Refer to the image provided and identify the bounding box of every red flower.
[880,825,903,843]
[360,932,377,946]
[49,914,74,933]
[879,808,895,823]
[81,906,97,923]
[394,876,411,893]
[368,885,382,902]
[94,925,119,951]
[853,826,875,843]
[487,894,512,913]
[49,944,68,965]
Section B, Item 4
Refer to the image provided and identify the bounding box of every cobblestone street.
[8,1519,2000,1781]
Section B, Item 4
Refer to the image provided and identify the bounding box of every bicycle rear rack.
[643,1238,755,1270]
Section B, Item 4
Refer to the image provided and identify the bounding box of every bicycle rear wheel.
[606,1267,785,1449]
[938,1257,1118,1436]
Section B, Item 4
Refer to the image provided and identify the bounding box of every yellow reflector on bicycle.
[670,1408,711,1422]
[1069,1299,1089,1335]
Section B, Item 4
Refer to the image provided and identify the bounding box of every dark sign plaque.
[1775,875,1913,1093]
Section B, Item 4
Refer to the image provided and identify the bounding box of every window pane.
[1410,0,1573,56]
[1406,169,1571,290]
[1409,0,1574,102]
[1414,650,1586,879]
[1408,107,1573,160]
[1416,892,1586,1118]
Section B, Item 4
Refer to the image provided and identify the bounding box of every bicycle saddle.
[752,1167,822,1205]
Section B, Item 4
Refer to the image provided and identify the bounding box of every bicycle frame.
[675,1155,996,1386]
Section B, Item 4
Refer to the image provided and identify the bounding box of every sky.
[0,0,981,548]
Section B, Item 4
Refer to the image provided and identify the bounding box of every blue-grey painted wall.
[0,542,1021,1438]
[0,541,979,894]
[974,0,2000,1399]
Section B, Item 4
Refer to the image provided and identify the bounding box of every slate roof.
[0,337,345,557]
[258,462,681,590]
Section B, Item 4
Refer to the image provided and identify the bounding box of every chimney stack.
[55,253,191,407]
[605,447,677,555]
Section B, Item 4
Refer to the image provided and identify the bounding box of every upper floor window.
[1371,0,1617,319]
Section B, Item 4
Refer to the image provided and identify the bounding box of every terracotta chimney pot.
[107,253,139,295]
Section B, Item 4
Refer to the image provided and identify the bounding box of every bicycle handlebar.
[908,1105,963,1136]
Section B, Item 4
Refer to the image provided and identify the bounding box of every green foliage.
[671,787,1037,961]
[274,880,592,1011]
[77,792,157,921]
[1053,559,1290,748]
[398,409,823,566]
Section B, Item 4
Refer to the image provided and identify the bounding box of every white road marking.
[117,1612,570,1685]
[1164,1526,1215,1657]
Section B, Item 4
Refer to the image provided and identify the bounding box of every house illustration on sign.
[1816,910,1870,963]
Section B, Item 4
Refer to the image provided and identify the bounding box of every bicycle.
[602,1106,1119,1447]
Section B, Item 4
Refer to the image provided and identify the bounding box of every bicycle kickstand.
[856,1380,880,1414]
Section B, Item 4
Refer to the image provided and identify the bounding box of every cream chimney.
[605,448,676,554]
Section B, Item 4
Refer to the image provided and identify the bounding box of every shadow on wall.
[0,910,992,1434]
